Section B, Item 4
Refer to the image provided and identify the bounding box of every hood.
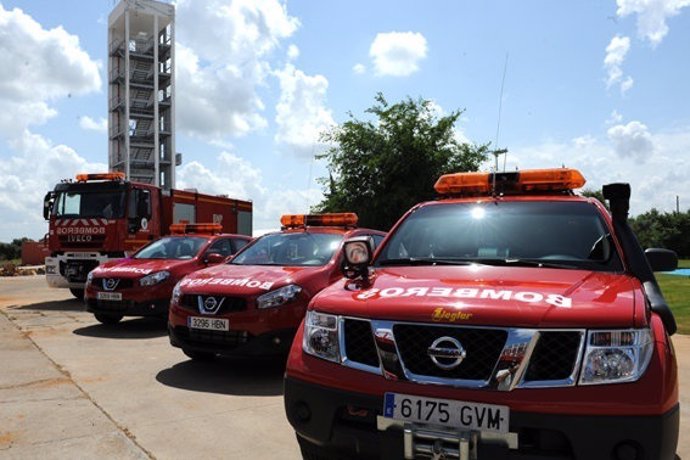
[178,263,320,296]
[93,258,188,278]
[313,265,645,328]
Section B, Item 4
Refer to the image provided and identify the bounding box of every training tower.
[108,0,176,189]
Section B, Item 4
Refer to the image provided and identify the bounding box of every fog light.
[273,337,281,345]
[613,441,641,460]
[294,401,311,423]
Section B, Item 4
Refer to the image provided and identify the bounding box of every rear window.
[376,201,622,271]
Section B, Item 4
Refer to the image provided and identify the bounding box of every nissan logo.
[427,336,466,370]
[103,278,119,291]
[198,296,224,314]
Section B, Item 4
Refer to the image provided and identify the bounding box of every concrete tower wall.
[108,0,175,189]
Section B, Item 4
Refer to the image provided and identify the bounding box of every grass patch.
[678,259,690,269]
[657,272,690,335]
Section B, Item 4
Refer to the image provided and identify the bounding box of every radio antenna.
[491,53,509,194]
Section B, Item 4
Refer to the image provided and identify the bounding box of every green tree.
[581,188,608,209]
[314,93,489,230]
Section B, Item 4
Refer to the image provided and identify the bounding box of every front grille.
[92,278,135,290]
[180,295,247,313]
[175,326,249,349]
[343,319,379,367]
[393,324,507,380]
[60,260,100,282]
[524,331,582,381]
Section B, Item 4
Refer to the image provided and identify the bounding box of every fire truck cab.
[43,173,252,299]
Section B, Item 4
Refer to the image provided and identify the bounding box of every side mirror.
[204,252,225,265]
[645,248,678,272]
[43,192,55,220]
[342,236,374,282]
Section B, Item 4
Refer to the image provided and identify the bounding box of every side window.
[231,238,250,253]
[207,239,233,257]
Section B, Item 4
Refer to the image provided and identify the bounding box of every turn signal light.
[170,223,222,235]
[75,172,126,182]
[280,213,359,228]
[434,168,586,196]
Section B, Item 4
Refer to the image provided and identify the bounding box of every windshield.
[377,201,622,271]
[54,190,126,219]
[134,236,207,260]
[232,232,343,266]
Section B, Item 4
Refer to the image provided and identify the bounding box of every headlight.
[579,329,654,385]
[303,310,340,363]
[139,271,170,287]
[171,281,183,305]
[256,284,302,309]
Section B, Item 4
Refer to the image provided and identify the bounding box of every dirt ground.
[0,275,688,459]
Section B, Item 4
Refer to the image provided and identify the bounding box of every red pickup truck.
[284,169,679,460]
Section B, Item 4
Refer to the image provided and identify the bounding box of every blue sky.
[1,0,689,242]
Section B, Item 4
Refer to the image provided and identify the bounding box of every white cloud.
[369,31,428,77]
[607,120,655,160]
[0,131,106,241]
[287,44,300,60]
[0,5,101,134]
[353,63,366,74]
[174,0,300,142]
[606,110,624,125]
[273,63,335,157]
[176,151,322,234]
[503,125,690,215]
[604,35,633,93]
[0,5,103,241]
[616,0,690,46]
[79,116,107,133]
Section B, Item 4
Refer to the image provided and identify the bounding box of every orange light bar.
[434,172,491,195]
[435,168,586,196]
[518,168,586,190]
[169,223,222,235]
[75,172,126,182]
[280,213,359,228]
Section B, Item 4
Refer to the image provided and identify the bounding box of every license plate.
[188,316,229,331]
[383,393,509,434]
[97,291,122,301]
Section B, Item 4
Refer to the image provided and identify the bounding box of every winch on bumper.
[45,253,109,289]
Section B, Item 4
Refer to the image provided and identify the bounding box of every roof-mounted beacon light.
[434,168,586,196]
[170,223,223,235]
[75,172,126,182]
[280,213,359,229]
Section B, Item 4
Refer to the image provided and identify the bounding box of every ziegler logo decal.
[432,308,473,322]
[180,277,275,291]
[356,287,572,308]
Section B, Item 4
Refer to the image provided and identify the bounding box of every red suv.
[284,169,679,460]
[85,223,251,324]
[168,213,386,360]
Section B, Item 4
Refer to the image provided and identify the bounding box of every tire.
[69,288,85,300]
[182,349,216,361]
[94,313,123,325]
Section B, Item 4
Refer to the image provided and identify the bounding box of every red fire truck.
[284,169,680,460]
[43,172,252,299]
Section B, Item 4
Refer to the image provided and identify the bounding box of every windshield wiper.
[378,257,475,267]
[474,258,580,270]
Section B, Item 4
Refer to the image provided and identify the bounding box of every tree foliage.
[313,93,489,230]
[630,209,690,258]
[0,237,29,261]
